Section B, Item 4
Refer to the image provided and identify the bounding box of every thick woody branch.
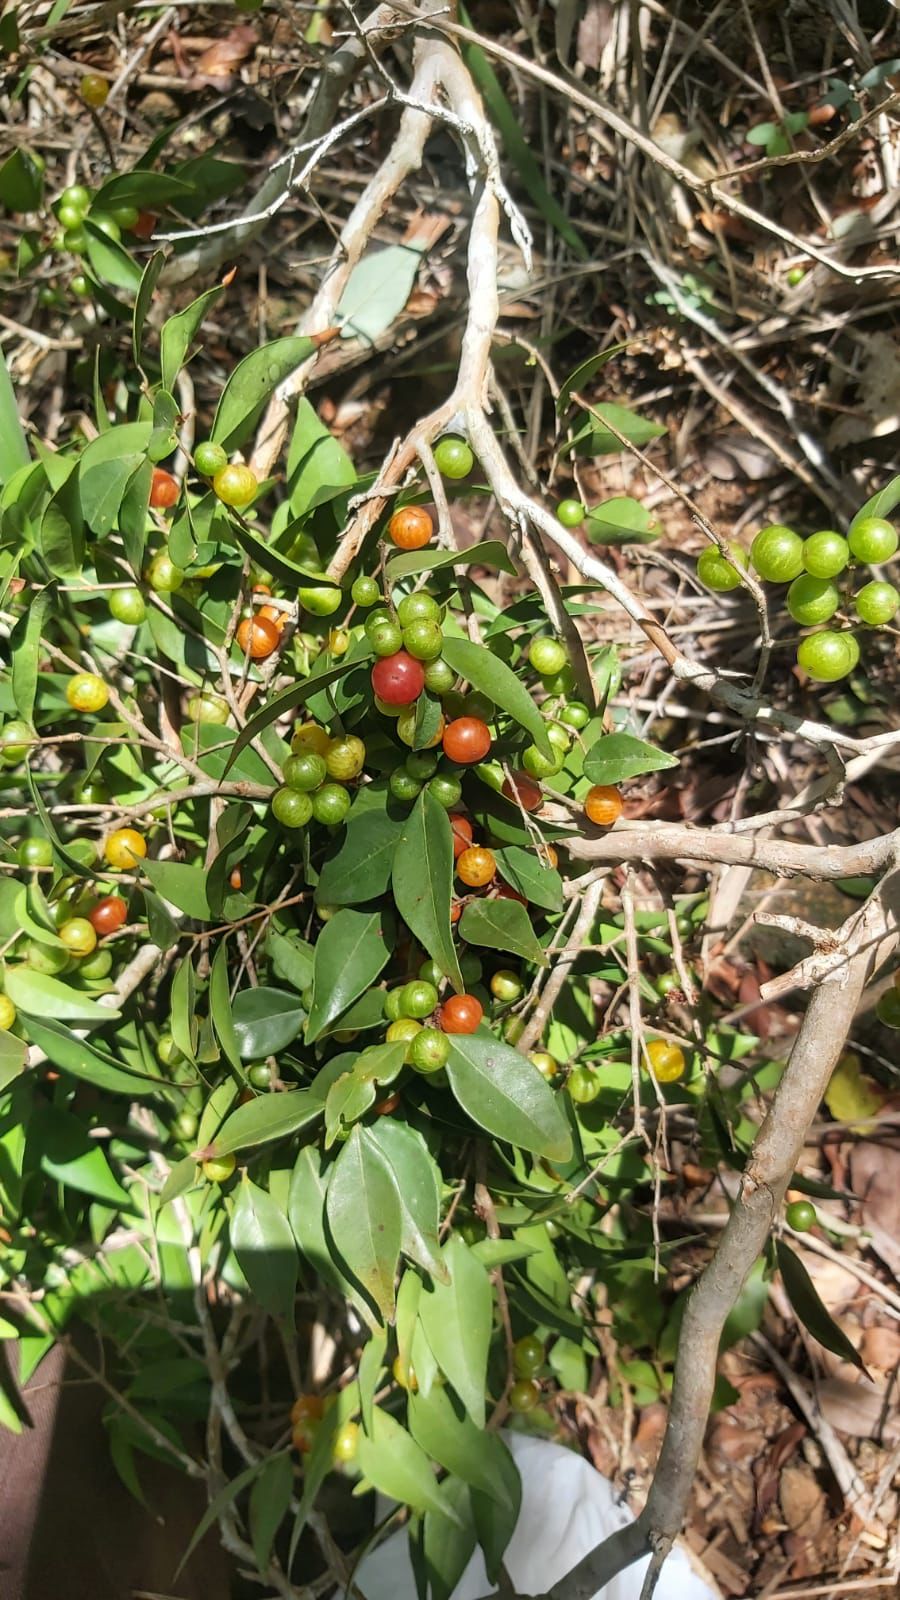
[545,871,900,1600]
[565,821,900,886]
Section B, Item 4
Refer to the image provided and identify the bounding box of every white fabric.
[354,1431,719,1600]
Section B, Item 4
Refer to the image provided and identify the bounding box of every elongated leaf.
[417,1235,491,1426]
[78,423,152,537]
[10,585,52,725]
[0,1031,27,1091]
[850,474,900,531]
[230,1175,298,1320]
[358,1328,387,1436]
[314,812,401,906]
[566,401,665,456]
[459,897,547,965]
[326,1126,402,1322]
[223,661,354,774]
[287,397,356,515]
[583,732,678,786]
[25,767,95,879]
[84,220,143,292]
[585,496,661,545]
[211,336,318,451]
[557,344,629,413]
[420,1477,479,1600]
[132,250,166,371]
[408,1386,516,1503]
[226,516,342,588]
[385,539,516,581]
[494,845,563,912]
[30,1105,130,1207]
[445,1033,571,1161]
[20,1015,167,1096]
[209,940,241,1072]
[97,171,196,212]
[776,1240,864,1369]
[0,345,29,486]
[249,1453,293,1577]
[141,859,211,921]
[365,1120,447,1282]
[324,1069,376,1148]
[337,242,424,343]
[306,908,391,1042]
[5,967,119,1023]
[231,987,305,1058]
[357,1406,457,1520]
[161,283,225,394]
[440,636,552,757]
[159,1155,199,1206]
[471,1435,522,1582]
[175,1456,271,1578]
[210,1090,322,1158]
[392,790,463,993]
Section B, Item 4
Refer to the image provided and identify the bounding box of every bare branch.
[565,821,900,884]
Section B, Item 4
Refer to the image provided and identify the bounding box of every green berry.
[108,586,146,624]
[796,630,858,683]
[18,837,54,869]
[383,988,404,1022]
[418,959,442,986]
[369,621,404,657]
[147,552,185,594]
[402,619,443,660]
[351,575,380,606]
[434,435,474,479]
[855,581,898,626]
[408,1026,450,1073]
[522,743,564,780]
[398,979,439,1019]
[405,750,439,780]
[110,204,140,230]
[803,531,850,579]
[750,524,805,582]
[60,183,91,215]
[389,768,422,803]
[194,440,228,477]
[311,783,351,825]
[556,498,585,528]
[509,1379,540,1413]
[490,969,523,1002]
[422,658,455,694]
[697,543,747,592]
[298,583,343,616]
[848,517,898,565]
[249,1062,273,1088]
[567,1065,601,1104]
[283,751,328,791]
[0,720,35,763]
[272,786,313,827]
[528,636,568,677]
[397,592,440,626]
[89,212,120,242]
[786,574,840,626]
[428,772,462,808]
[786,1200,816,1231]
[559,700,590,730]
[875,987,900,1029]
[513,1334,545,1377]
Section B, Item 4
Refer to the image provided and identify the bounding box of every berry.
[203,1153,236,1182]
[388,506,433,549]
[194,440,228,477]
[786,1200,816,1232]
[423,658,455,694]
[750,524,805,582]
[351,574,380,606]
[398,593,440,626]
[63,226,88,254]
[449,814,474,858]
[88,896,127,936]
[786,574,840,627]
[855,581,898,626]
[397,707,443,748]
[490,970,523,1002]
[567,1066,601,1104]
[173,1111,199,1142]
[848,516,898,565]
[522,743,564,780]
[283,751,327,791]
[371,652,425,705]
[530,1051,559,1080]
[185,694,229,725]
[796,630,857,683]
[272,787,313,828]
[109,586,146,624]
[528,636,568,677]
[369,620,404,657]
[392,1356,418,1391]
[312,783,351,825]
[18,838,54,869]
[402,619,443,661]
[105,828,146,868]
[442,717,491,765]
[556,499,585,528]
[58,202,87,230]
[60,183,91,215]
[584,784,623,827]
[59,917,98,957]
[90,213,121,241]
[69,274,91,297]
[803,531,850,578]
[110,204,140,230]
[332,1421,360,1464]
[513,1334,545,1377]
[66,672,109,713]
[26,941,70,975]
[509,1379,540,1413]
[406,750,439,781]
[875,987,900,1029]
[213,463,258,508]
[78,947,113,980]
[291,1393,325,1425]
[399,980,439,1019]
[457,846,496,888]
[407,1027,448,1073]
[299,583,343,616]
[546,722,571,753]
[237,615,280,659]
[0,996,17,1031]
[325,736,365,781]
[80,73,109,107]
[438,994,483,1034]
[434,436,474,479]
[428,772,462,808]
[502,772,543,812]
[644,1039,685,1082]
[389,768,422,803]
[292,723,331,757]
[386,1018,422,1051]
[132,211,157,239]
[383,989,404,1022]
[147,552,185,593]
[697,543,747,592]
[149,468,179,510]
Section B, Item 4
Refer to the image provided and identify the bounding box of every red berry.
[442,717,491,765]
[371,651,425,705]
[149,468,179,509]
[88,896,128,937]
[438,994,483,1034]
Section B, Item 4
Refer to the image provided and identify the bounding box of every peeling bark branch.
[565,821,900,885]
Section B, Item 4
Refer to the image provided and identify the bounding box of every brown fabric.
[0,1337,233,1600]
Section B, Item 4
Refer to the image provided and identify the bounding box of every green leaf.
[337,242,425,343]
[266,928,315,994]
[585,496,662,545]
[223,660,354,774]
[440,635,553,758]
[0,148,44,212]
[385,539,517,581]
[391,790,463,993]
[175,1456,273,1579]
[210,1091,322,1159]
[557,344,629,413]
[494,845,563,912]
[20,1016,167,1096]
[209,941,242,1072]
[470,1438,522,1582]
[357,1406,458,1521]
[326,1125,402,1323]
[95,171,196,212]
[140,858,211,921]
[249,1453,293,1577]
[566,401,666,456]
[286,397,357,516]
[324,1068,376,1148]
[365,1119,447,1282]
[583,731,678,785]
[78,423,153,536]
[850,474,900,531]
[197,1078,239,1150]
[10,585,52,724]
[0,346,29,487]
[226,516,341,588]
[132,250,166,371]
[84,220,143,292]
[169,950,198,1063]
[29,1105,130,1207]
[411,692,444,751]
[445,1033,572,1161]
[776,1239,864,1370]
[40,477,84,576]
[5,967,120,1023]
[230,1175,298,1320]
[420,1477,479,1600]
[458,898,547,966]
[417,1235,492,1426]
[314,812,401,907]
[161,283,226,394]
[288,1146,368,1313]
[119,457,153,575]
[232,987,306,1058]
[211,336,319,452]
[159,1155,198,1206]
[408,1386,517,1503]
[306,908,392,1043]
[0,1031,27,1092]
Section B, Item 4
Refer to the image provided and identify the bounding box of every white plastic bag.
[354,1432,720,1600]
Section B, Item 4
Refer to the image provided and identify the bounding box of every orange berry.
[449,814,474,859]
[457,845,496,888]
[388,505,433,550]
[502,771,543,812]
[584,784,623,827]
[149,468,179,509]
[237,615,280,660]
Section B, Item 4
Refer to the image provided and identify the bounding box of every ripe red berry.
[371,651,425,705]
[502,771,543,812]
[237,615,280,660]
[442,717,491,765]
[438,993,483,1034]
[449,814,473,859]
[88,896,127,937]
[149,468,179,509]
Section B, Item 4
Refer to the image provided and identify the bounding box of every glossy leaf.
[78,423,153,537]
[223,661,354,774]
[356,1406,457,1521]
[0,1031,27,1092]
[325,1125,402,1323]
[96,171,195,211]
[445,1032,572,1161]
[409,1386,517,1503]
[169,952,198,1062]
[161,283,226,394]
[10,585,52,723]
[440,635,553,757]
[230,1175,298,1320]
[288,1146,369,1315]
[366,1119,447,1282]
[585,496,661,545]
[0,346,29,486]
[5,967,120,1023]
[776,1240,864,1370]
[850,474,900,531]
[417,1235,492,1426]
[471,1435,522,1582]
[458,897,547,965]
[133,250,166,371]
[557,343,629,413]
[391,790,463,993]
[84,220,143,292]
[249,1453,293,1577]
[314,813,401,907]
[494,845,563,912]
[30,1105,130,1207]
[287,398,356,516]
[20,1016,166,1097]
[305,908,392,1042]
[419,1477,479,1600]
[231,988,306,1059]
[583,731,679,785]
[140,859,212,921]
[566,401,666,456]
[209,940,242,1072]
[324,1068,376,1148]
[385,539,517,581]
[209,1091,322,1158]
[211,336,318,451]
